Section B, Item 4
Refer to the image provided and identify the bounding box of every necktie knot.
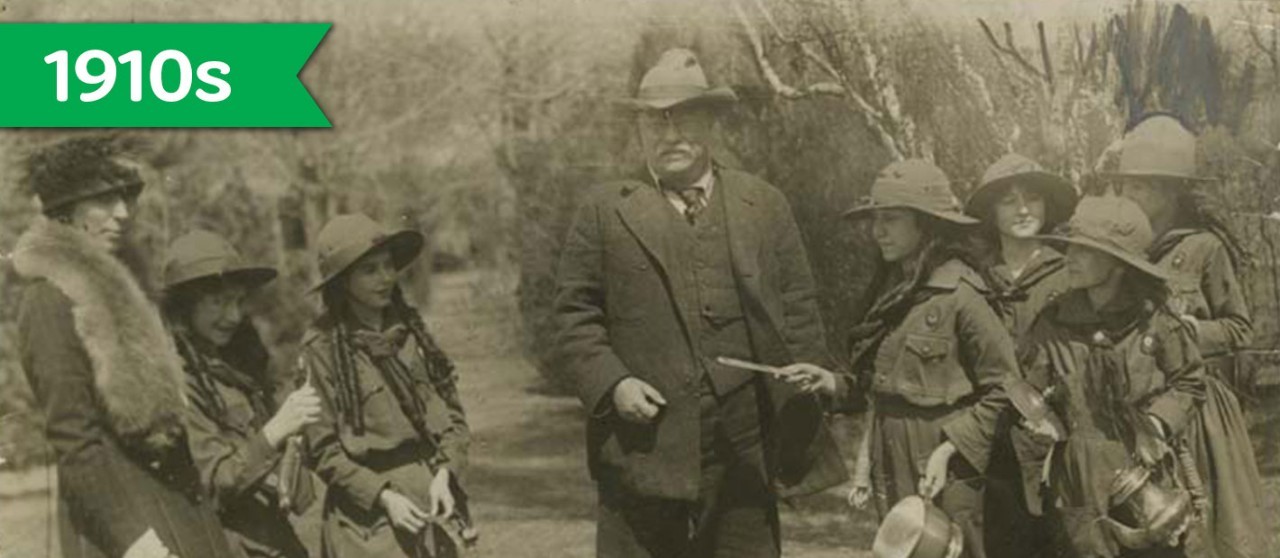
[677,187,707,223]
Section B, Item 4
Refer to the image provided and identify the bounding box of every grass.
[2,269,1277,557]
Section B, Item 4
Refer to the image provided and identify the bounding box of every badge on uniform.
[1140,335,1156,355]
[925,310,939,329]
[1172,254,1185,269]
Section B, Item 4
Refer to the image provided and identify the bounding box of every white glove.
[123,528,176,558]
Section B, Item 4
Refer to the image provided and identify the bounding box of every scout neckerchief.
[333,311,456,441]
[174,329,272,434]
[1049,289,1155,447]
[984,248,1065,320]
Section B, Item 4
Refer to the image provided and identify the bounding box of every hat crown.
[1116,115,1200,179]
[981,153,1045,186]
[639,48,711,96]
[316,214,389,273]
[164,229,272,289]
[869,159,962,215]
[1063,196,1154,256]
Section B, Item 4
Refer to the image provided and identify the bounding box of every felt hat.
[965,153,1078,230]
[163,230,277,291]
[1105,114,1211,183]
[310,213,423,293]
[1035,195,1167,281]
[618,48,738,111]
[844,159,978,225]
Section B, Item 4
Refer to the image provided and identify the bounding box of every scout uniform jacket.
[298,318,468,558]
[850,259,1016,475]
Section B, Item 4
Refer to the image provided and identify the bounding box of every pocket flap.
[904,334,950,361]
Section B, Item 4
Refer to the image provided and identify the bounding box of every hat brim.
[843,202,980,225]
[44,180,145,214]
[166,266,278,292]
[309,229,425,293]
[1098,170,1214,183]
[1032,233,1168,282]
[965,171,1079,228]
[615,87,739,111]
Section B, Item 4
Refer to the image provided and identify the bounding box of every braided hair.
[318,279,456,434]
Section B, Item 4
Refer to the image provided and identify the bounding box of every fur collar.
[13,219,186,451]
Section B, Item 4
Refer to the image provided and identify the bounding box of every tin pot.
[872,496,963,558]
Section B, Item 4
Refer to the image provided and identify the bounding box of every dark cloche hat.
[25,135,145,215]
[310,213,424,293]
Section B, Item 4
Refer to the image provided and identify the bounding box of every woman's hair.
[163,276,270,380]
[856,211,985,322]
[317,264,453,433]
[1172,183,1250,270]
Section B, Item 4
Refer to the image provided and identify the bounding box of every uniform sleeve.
[18,283,149,557]
[1193,241,1253,357]
[428,349,470,479]
[298,346,389,512]
[941,285,1015,473]
[181,386,280,506]
[1146,316,1207,436]
[553,194,634,416]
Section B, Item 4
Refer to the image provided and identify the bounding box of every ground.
[2,269,1277,557]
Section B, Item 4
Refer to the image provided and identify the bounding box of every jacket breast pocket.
[896,334,958,404]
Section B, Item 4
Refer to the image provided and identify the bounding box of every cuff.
[346,470,391,512]
[942,413,991,473]
[1145,399,1188,437]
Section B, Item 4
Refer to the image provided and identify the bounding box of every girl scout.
[784,159,1016,558]
[298,214,471,558]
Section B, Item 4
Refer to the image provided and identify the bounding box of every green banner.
[0,23,330,127]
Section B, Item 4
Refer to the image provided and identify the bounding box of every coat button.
[149,460,161,470]
[920,346,931,356]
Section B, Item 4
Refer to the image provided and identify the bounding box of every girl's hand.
[262,385,322,447]
[777,363,838,396]
[429,468,456,519]
[379,489,430,533]
[1021,416,1063,443]
[918,441,957,499]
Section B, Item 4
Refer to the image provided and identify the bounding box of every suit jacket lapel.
[721,173,788,357]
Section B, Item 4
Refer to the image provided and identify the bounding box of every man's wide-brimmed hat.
[1104,114,1212,183]
[873,496,964,558]
[27,136,145,215]
[844,159,978,225]
[1035,195,1167,281]
[310,213,424,293]
[965,153,1078,230]
[163,230,277,291]
[618,48,738,111]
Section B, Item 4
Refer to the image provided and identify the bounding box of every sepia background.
[1,0,1279,556]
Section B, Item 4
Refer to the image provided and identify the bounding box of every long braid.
[174,331,229,427]
[391,289,457,395]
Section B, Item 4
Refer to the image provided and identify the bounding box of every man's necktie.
[678,188,707,224]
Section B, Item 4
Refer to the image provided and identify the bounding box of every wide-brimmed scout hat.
[1035,195,1167,281]
[28,137,145,215]
[310,213,424,293]
[872,495,964,558]
[1104,113,1212,184]
[844,159,978,225]
[618,48,738,111]
[965,153,1078,230]
[163,230,277,291]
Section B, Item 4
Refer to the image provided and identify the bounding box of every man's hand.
[428,468,456,519]
[379,489,430,533]
[123,528,176,558]
[612,377,666,424]
[778,363,838,396]
[918,441,957,499]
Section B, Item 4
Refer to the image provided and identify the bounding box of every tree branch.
[978,18,1047,81]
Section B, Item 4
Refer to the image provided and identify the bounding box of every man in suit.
[553,48,846,558]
